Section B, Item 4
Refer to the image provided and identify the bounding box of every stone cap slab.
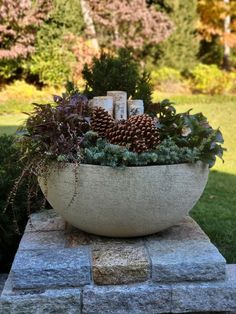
[92,242,150,285]
[12,210,227,288]
[24,210,65,232]
[146,238,226,283]
[11,247,91,290]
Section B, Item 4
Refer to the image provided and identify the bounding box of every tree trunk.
[80,0,99,51]
[223,0,231,70]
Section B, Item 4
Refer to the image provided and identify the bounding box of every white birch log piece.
[107,91,127,120]
[114,101,127,120]
[128,99,144,116]
[92,96,114,117]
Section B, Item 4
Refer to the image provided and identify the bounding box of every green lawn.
[0,94,236,263]
[0,114,26,135]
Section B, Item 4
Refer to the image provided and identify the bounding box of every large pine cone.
[106,114,160,153]
[91,107,114,137]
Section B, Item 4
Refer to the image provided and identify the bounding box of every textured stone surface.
[19,231,66,250]
[38,162,209,237]
[25,209,65,232]
[11,247,91,289]
[150,216,209,241]
[83,283,171,314]
[92,242,150,285]
[147,239,226,282]
[0,278,81,314]
[65,228,91,247]
[0,274,8,295]
[2,210,234,313]
[171,264,236,313]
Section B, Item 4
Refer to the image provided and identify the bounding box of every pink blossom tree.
[87,0,173,51]
[0,0,51,60]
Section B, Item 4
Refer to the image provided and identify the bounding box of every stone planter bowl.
[38,162,209,237]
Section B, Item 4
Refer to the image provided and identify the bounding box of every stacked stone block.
[0,209,235,313]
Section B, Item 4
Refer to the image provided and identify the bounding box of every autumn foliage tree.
[0,0,51,59]
[198,0,236,68]
[87,0,173,53]
[0,0,51,80]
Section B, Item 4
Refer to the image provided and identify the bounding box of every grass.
[0,114,26,135]
[0,91,236,263]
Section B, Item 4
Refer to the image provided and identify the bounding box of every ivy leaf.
[215,129,224,144]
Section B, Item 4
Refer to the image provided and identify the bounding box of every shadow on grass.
[0,125,18,136]
[191,170,236,263]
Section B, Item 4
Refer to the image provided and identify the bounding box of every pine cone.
[128,114,160,149]
[106,114,160,153]
[91,107,114,137]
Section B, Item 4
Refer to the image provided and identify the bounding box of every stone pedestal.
[0,209,236,313]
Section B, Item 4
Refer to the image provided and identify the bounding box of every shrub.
[25,0,85,86]
[28,40,75,86]
[151,67,188,93]
[190,64,233,95]
[0,135,43,272]
[82,50,152,110]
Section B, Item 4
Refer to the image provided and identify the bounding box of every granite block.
[150,216,209,241]
[0,277,81,314]
[0,274,8,295]
[19,231,66,250]
[147,239,226,282]
[171,264,236,313]
[92,242,150,285]
[65,228,91,247]
[11,247,91,290]
[82,283,171,314]
[25,209,65,233]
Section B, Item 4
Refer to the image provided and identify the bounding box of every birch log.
[107,91,127,120]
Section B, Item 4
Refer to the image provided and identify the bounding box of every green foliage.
[0,59,22,82]
[0,135,43,271]
[151,0,199,71]
[26,0,84,86]
[81,131,199,167]
[190,64,234,94]
[82,50,153,110]
[147,99,225,167]
[28,41,74,86]
[150,66,188,92]
[198,37,224,66]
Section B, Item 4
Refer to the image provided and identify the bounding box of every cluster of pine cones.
[90,107,160,153]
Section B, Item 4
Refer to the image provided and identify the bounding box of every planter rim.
[50,161,208,170]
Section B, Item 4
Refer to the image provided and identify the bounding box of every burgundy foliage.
[0,0,51,60]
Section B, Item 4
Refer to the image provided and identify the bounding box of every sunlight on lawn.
[0,114,26,135]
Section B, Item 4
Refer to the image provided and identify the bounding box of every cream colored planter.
[38,163,209,237]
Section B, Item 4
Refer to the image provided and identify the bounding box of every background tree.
[87,0,173,56]
[26,0,87,86]
[147,0,199,71]
[0,0,51,81]
[198,0,236,69]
